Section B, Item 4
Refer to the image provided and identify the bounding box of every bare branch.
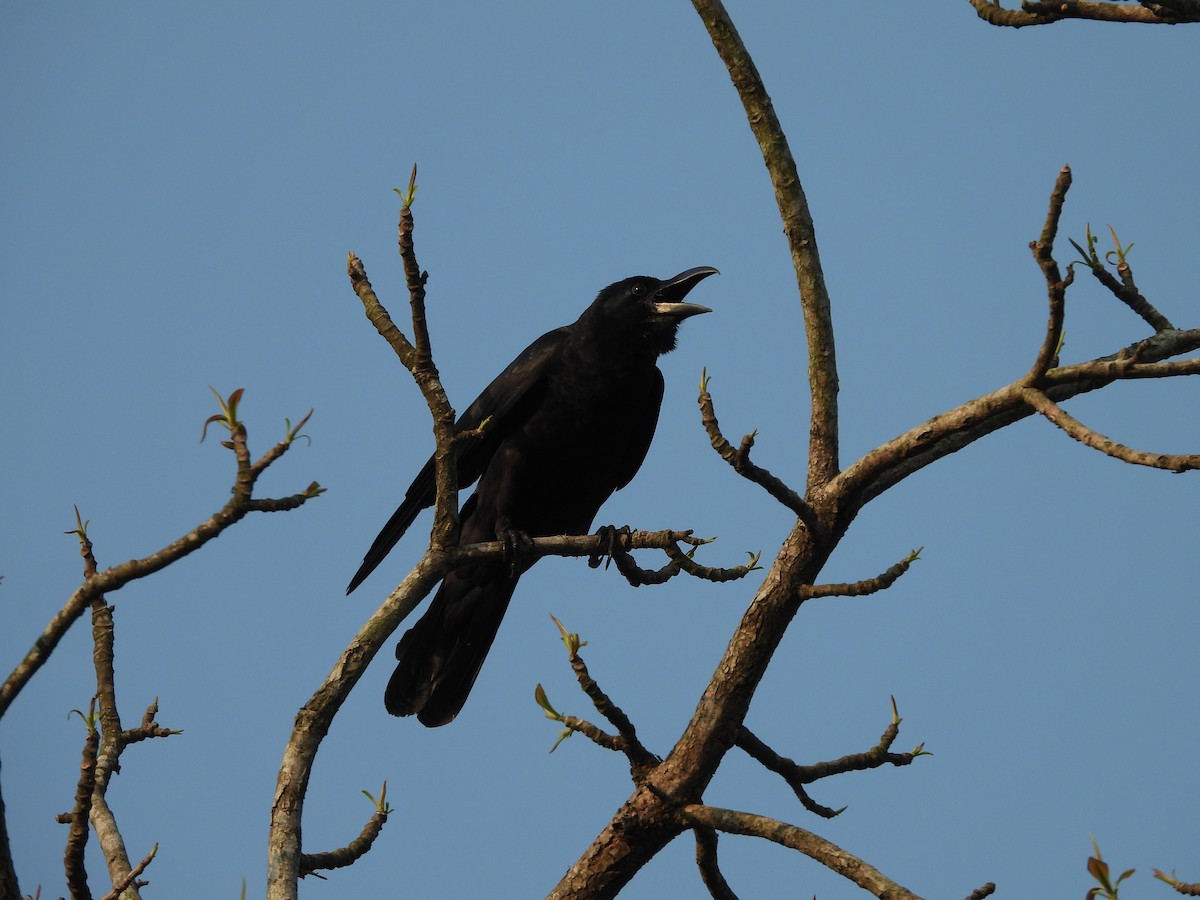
[451,529,757,585]
[968,0,1200,26]
[298,789,390,878]
[693,827,739,900]
[735,728,841,819]
[680,804,924,900]
[799,549,920,602]
[64,706,99,900]
[1155,870,1200,895]
[1026,166,1073,384]
[698,372,825,540]
[830,326,1200,516]
[1022,386,1200,471]
[0,758,19,899]
[738,699,926,821]
[1069,225,1175,332]
[268,545,449,900]
[0,416,317,721]
[97,844,156,900]
[692,0,840,491]
[963,884,997,900]
[544,618,658,775]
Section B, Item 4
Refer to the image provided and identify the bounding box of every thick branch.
[829,327,1200,516]
[692,0,840,490]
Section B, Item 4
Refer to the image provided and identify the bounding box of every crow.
[347,266,717,726]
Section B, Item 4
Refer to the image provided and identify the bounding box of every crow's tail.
[384,568,520,727]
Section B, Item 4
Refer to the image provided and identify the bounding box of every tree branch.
[1069,225,1175,332]
[799,549,921,602]
[692,0,840,491]
[298,786,390,878]
[1026,166,1073,384]
[64,704,99,900]
[680,804,925,900]
[967,0,1200,26]
[0,756,19,899]
[0,416,318,721]
[829,326,1200,515]
[542,618,659,775]
[1021,386,1200,470]
[693,827,738,900]
[96,844,156,900]
[698,371,825,541]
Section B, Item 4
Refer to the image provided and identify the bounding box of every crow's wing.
[612,367,665,492]
[346,326,569,594]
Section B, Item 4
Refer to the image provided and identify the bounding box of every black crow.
[348,266,717,726]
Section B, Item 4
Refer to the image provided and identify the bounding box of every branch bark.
[691,0,840,492]
[967,0,1200,26]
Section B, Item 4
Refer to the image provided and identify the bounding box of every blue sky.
[2,4,1197,898]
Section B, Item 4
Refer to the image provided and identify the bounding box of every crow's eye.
[630,283,645,296]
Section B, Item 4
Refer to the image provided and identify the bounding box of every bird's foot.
[496,517,534,578]
[588,524,632,570]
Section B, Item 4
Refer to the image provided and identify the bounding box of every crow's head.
[586,266,718,355]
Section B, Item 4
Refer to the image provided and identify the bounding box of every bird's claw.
[588,524,631,570]
[496,518,533,578]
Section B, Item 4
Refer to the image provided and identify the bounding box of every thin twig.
[1026,166,1073,384]
[798,549,921,602]
[698,373,825,541]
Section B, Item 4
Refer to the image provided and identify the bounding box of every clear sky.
[2,4,1196,898]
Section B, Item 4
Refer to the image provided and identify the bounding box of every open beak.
[653,266,719,319]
